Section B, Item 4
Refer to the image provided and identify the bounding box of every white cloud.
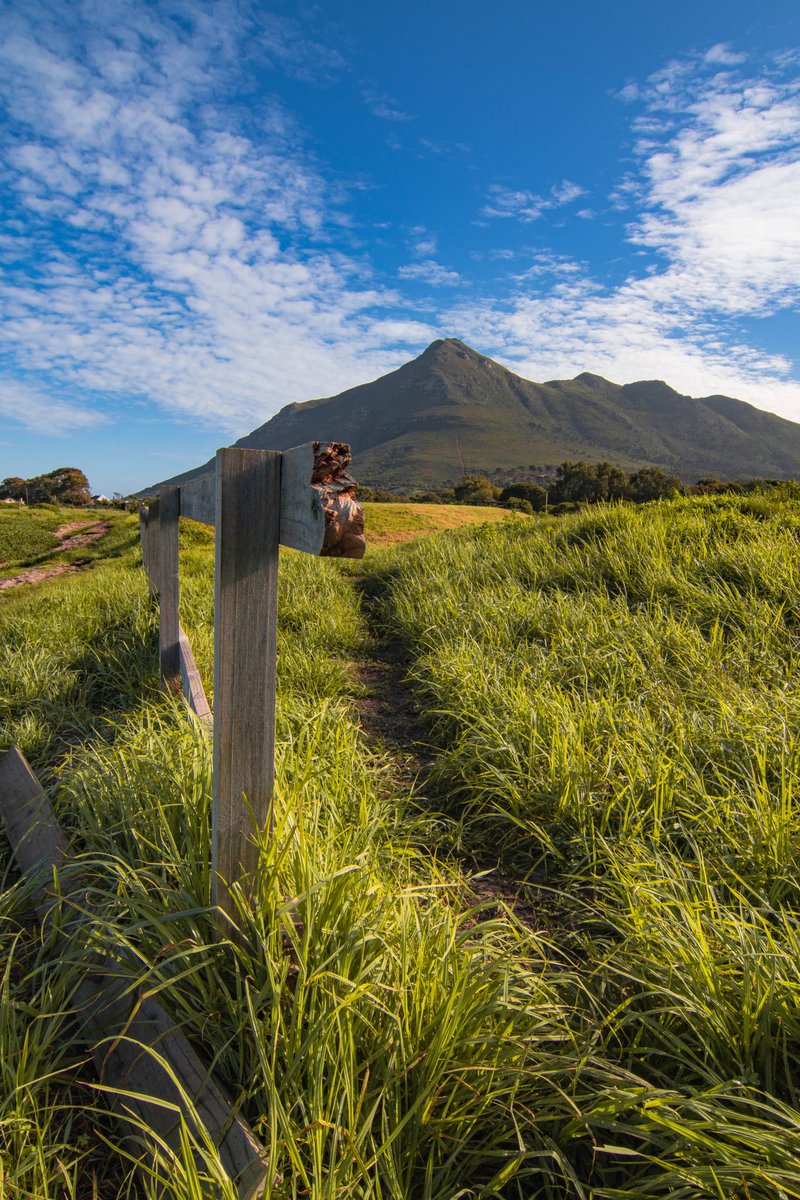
[398,260,461,286]
[704,43,747,67]
[363,87,413,122]
[452,48,800,419]
[0,379,106,434]
[481,179,586,222]
[0,0,427,432]
[628,74,800,315]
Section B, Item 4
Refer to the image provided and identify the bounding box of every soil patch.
[0,563,80,591]
[0,520,109,591]
[53,520,110,553]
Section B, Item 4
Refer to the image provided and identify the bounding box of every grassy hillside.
[382,495,800,1195]
[3,497,800,1197]
[363,500,520,551]
[0,503,124,583]
[0,504,63,571]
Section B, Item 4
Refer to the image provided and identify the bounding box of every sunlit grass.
[383,494,800,1196]
[1,511,596,1198]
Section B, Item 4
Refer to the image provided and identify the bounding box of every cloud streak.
[481,180,585,223]
[455,49,800,415]
[0,379,105,434]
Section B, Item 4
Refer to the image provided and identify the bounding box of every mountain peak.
[138,341,800,495]
[419,337,480,362]
[574,371,614,389]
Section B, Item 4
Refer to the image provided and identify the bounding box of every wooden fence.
[138,441,365,919]
[0,748,270,1198]
[0,438,364,1196]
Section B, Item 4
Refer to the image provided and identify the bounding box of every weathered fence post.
[158,485,180,689]
[212,448,282,917]
[138,501,149,578]
[146,496,160,598]
[141,441,365,920]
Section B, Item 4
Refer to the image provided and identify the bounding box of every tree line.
[359,460,800,513]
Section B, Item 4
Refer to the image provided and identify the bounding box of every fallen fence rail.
[0,747,271,1199]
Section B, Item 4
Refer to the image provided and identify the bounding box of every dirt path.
[53,519,110,553]
[0,519,110,592]
[350,568,544,928]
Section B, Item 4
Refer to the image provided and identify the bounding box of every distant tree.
[593,461,629,501]
[26,467,92,506]
[0,476,27,501]
[504,497,534,515]
[552,461,604,502]
[500,482,547,510]
[626,466,683,503]
[356,485,411,503]
[454,473,501,504]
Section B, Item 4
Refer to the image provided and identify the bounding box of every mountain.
[140,339,800,493]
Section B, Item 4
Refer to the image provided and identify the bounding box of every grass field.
[383,494,800,1195]
[0,503,121,581]
[361,502,522,552]
[2,495,800,1198]
[0,504,62,568]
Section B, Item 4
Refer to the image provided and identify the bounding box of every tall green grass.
[384,495,800,1195]
[1,513,603,1198]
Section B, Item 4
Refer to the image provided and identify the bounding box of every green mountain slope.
[140,339,800,492]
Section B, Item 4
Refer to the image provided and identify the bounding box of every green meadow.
[2,496,800,1198]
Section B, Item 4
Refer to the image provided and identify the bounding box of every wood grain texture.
[0,748,68,889]
[158,486,181,689]
[280,442,326,553]
[212,448,281,916]
[179,470,216,527]
[178,625,213,730]
[146,497,160,597]
[0,747,270,1199]
[172,441,365,557]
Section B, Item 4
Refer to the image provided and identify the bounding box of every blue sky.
[1,0,799,494]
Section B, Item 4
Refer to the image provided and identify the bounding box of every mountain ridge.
[139,338,800,493]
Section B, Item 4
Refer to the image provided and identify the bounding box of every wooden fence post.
[138,501,149,577]
[212,448,282,918]
[158,485,180,689]
[146,496,160,597]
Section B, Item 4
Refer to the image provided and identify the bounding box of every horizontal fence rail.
[0,747,271,1199]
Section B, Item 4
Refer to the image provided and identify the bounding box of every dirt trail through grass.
[0,518,110,590]
[348,560,546,927]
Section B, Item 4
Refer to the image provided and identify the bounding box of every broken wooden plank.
[178,625,213,730]
[212,448,281,917]
[158,485,180,690]
[311,441,366,559]
[174,442,365,558]
[0,747,270,1199]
